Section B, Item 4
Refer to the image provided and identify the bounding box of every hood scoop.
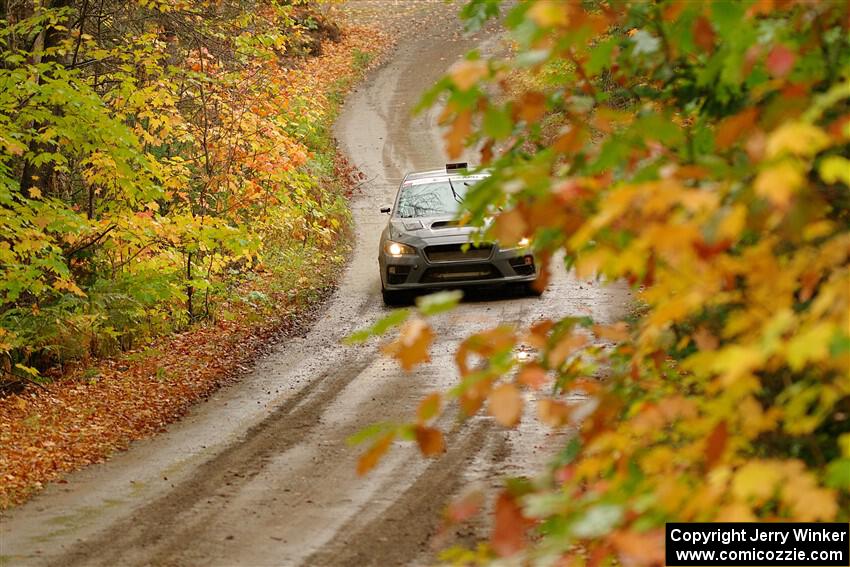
[402,220,424,231]
[430,220,462,229]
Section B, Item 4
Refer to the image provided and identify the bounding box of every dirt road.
[0,4,629,566]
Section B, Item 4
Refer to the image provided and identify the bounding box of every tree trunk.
[19,0,74,199]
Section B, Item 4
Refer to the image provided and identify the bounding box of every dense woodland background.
[1,0,362,383]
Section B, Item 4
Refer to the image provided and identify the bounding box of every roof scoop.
[445,162,468,172]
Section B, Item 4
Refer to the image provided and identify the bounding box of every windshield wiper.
[448,178,463,205]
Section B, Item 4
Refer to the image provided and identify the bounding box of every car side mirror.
[380,207,391,214]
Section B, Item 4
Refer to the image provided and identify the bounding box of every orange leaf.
[705,420,728,469]
[715,108,759,150]
[415,426,445,457]
[444,109,472,159]
[693,326,719,351]
[480,139,494,164]
[553,125,587,154]
[381,319,434,371]
[449,59,488,91]
[517,91,546,123]
[693,16,715,52]
[456,326,516,376]
[491,492,532,557]
[531,253,551,294]
[517,363,547,390]
[662,1,686,21]
[548,332,587,367]
[611,529,665,566]
[445,490,484,524]
[538,398,572,427]
[357,432,394,476]
[592,322,629,342]
[526,319,554,348]
[492,209,528,247]
[489,383,523,427]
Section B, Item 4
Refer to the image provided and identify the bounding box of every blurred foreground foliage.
[358,0,850,563]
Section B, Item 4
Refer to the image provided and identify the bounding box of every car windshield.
[396,179,470,218]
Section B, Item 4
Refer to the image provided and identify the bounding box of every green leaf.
[824,459,850,490]
[570,504,624,538]
[483,106,513,140]
[344,308,411,344]
[416,290,463,316]
[346,421,398,446]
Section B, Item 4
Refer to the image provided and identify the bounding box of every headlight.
[518,237,531,248]
[384,240,416,256]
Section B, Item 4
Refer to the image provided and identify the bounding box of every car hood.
[388,216,486,245]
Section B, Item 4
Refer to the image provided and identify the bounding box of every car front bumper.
[379,244,538,291]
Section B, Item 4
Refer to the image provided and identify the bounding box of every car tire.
[523,281,544,297]
[382,288,409,306]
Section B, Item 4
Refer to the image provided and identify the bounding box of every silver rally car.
[378,163,540,305]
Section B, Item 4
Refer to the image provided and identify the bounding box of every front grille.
[424,243,492,263]
[509,255,536,276]
[421,264,499,283]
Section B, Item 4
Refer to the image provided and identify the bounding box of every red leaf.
[766,44,796,78]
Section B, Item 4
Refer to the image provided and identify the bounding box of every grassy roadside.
[0,25,393,510]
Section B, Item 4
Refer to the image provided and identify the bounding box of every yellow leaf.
[731,460,781,504]
[528,0,569,27]
[52,278,86,297]
[489,383,523,427]
[754,161,803,207]
[766,122,829,158]
[785,323,834,371]
[780,465,837,521]
[819,155,850,186]
[449,60,488,91]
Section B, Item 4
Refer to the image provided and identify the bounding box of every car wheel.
[523,281,544,297]
[382,288,409,306]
